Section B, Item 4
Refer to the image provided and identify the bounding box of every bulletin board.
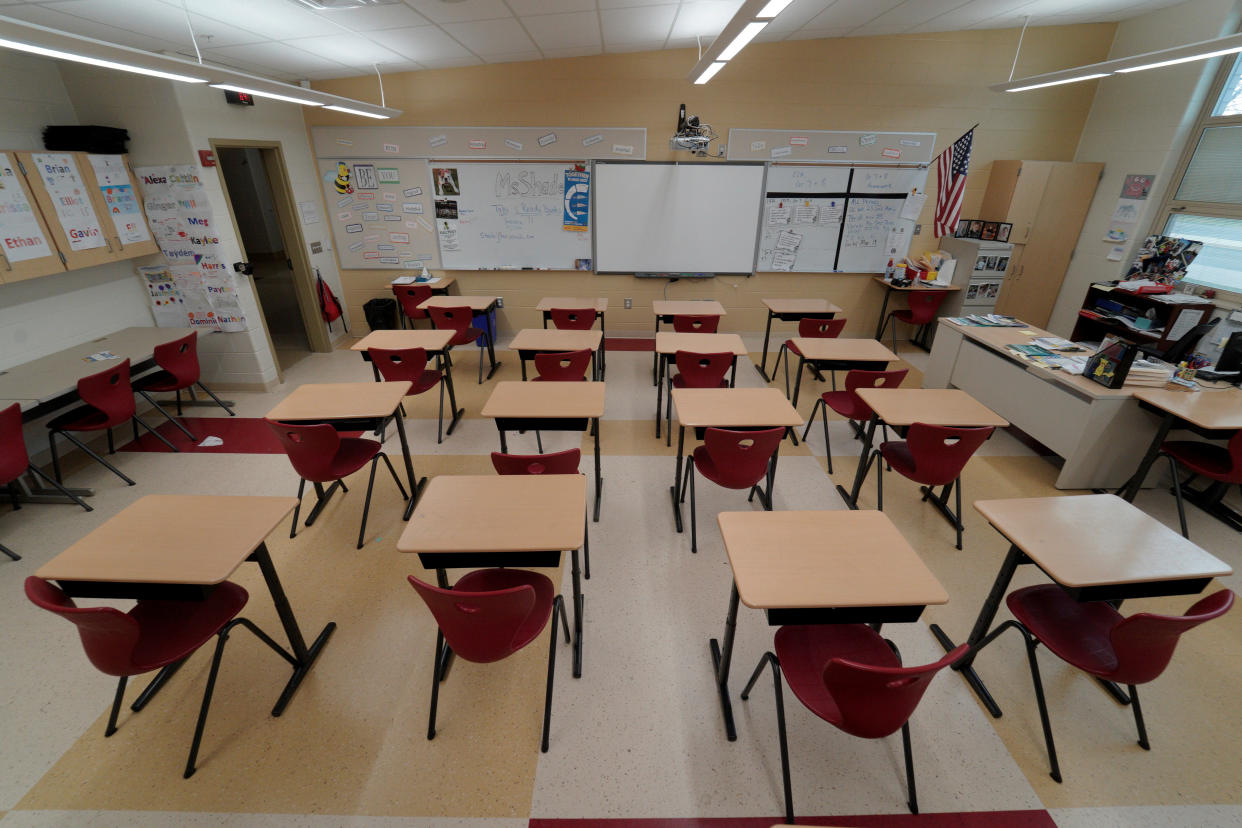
[0,151,64,282]
[317,157,440,270]
[727,129,938,165]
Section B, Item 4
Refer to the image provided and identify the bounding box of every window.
[1213,52,1242,115]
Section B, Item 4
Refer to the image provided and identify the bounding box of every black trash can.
[363,298,399,330]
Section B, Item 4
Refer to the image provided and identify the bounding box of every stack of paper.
[391,275,417,285]
[1125,358,1176,387]
[1031,336,1085,352]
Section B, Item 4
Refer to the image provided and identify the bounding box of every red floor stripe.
[606,337,656,351]
[529,812,1055,828]
[119,417,361,454]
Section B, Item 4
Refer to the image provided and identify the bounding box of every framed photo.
[966,220,983,239]
[985,256,999,269]
[981,221,1000,241]
[996,256,1010,271]
[996,222,1012,243]
[974,256,987,271]
[954,219,970,238]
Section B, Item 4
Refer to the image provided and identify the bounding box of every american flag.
[934,128,974,238]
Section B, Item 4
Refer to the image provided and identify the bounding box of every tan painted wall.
[306,25,1117,336]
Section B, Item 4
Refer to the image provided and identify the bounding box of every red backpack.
[316,271,346,332]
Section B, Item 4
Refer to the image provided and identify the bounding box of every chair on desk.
[680,427,784,554]
[492,448,591,578]
[1155,427,1242,538]
[664,351,732,446]
[48,359,178,487]
[771,316,848,397]
[672,314,720,334]
[741,625,968,820]
[1,402,92,561]
[878,290,948,354]
[368,347,447,444]
[25,575,295,779]
[392,284,434,329]
[132,331,235,443]
[802,368,908,473]
[987,585,1233,783]
[428,305,490,384]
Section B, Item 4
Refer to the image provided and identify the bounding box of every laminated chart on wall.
[31,153,106,252]
[838,197,912,273]
[0,152,55,265]
[317,157,439,270]
[757,196,846,272]
[88,155,152,246]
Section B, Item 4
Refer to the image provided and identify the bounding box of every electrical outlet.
[914,224,922,234]
[624,298,632,309]
[496,297,504,308]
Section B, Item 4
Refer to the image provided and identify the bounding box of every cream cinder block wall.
[1048,0,1242,337]
[306,25,1117,336]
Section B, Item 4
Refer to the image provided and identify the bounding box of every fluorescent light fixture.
[324,104,389,119]
[0,36,207,83]
[1006,73,1109,92]
[718,21,767,61]
[1116,44,1242,73]
[756,0,795,18]
[695,61,728,85]
[211,83,323,107]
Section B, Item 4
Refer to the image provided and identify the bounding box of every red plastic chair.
[409,570,569,751]
[393,284,433,328]
[428,305,489,384]
[47,359,177,486]
[1156,429,1242,538]
[663,351,734,446]
[369,347,447,444]
[492,448,590,579]
[772,317,848,398]
[872,423,994,549]
[549,308,596,330]
[802,368,908,473]
[25,576,295,779]
[671,314,720,333]
[1,403,92,561]
[533,349,592,382]
[741,625,968,820]
[267,420,408,549]
[132,332,235,444]
[681,427,784,553]
[991,586,1234,783]
[879,290,949,353]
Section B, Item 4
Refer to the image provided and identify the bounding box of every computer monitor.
[1216,330,1242,373]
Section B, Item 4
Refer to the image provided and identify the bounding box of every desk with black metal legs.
[36,495,335,717]
[755,298,842,381]
[929,494,1232,719]
[650,300,727,385]
[872,277,960,351]
[537,297,608,379]
[655,332,747,444]
[509,328,605,381]
[418,294,503,380]
[711,509,949,740]
[351,329,465,439]
[398,475,589,678]
[265,381,425,521]
[784,336,897,411]
[481,381,605,523]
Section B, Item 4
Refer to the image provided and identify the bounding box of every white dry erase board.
[317,157,440,270]
[593,162,765,274]
[431,161,592,270]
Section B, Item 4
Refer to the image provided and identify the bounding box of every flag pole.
[937,124,979,159]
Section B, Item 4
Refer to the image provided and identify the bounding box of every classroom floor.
[1,337,1240,827]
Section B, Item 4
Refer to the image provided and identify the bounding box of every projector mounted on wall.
[670,103,722,157]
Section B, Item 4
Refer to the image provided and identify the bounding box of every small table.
[481,381,605,521]
[537,297,608,378]
[872,277,960,350]
[418,294,502,380]
[929,494,1232,718]
[655,331,748,442]
[755,298,842,381]
[266,381,424,520]
[651,300,727,384]
[711,509,948,740]
[1120,387,1242,530]
[785,337,897,410]
[840,388,1008,512]
[509,328,605,381]
[669,388,802,531]
[35,495,334,717]
[398,474,589,677]
[350,329,464,439]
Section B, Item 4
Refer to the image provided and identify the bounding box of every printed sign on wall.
[0,152,53,263]
[32,153,105,252]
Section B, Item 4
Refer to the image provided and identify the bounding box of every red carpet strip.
[529,812,1055,827]
[120,417,362,454]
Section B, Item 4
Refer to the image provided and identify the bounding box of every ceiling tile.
[523,11,601,51]
[804,0,902,33]
[365,25,476,62]
[508,0,596,15]
[206,41,354,74]
[404,0,514,25]
[785,26,852,40]
[0,4,171,51]
[42,0,262,47]
[542,45,602,59]
[669,0,746,40]
[177,0,341,39]
[602,5,677,45]
[443,18,536,55]
[599,0,670,7]
[853,0,977,37]
[761,0,834,33]
[483,50,543,63]
[419,56,485,68]
[317,3,431,31]
[280,33,406,67]
[910,0,1036,32]
[604,39,666,52]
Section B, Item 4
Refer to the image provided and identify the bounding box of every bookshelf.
[1070,284,1215,353]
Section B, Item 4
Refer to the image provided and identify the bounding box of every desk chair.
[1142,316,1219,365]
[26,576,295,779]
[368,347,447,444]
[802,369,908,473]
[871,423,994,549]
[48,359,178,487]
[878,291,948,354]
[664,351,732,447]
[409,571,569,752]
[741,626,968,819]
[672,314,720,334]
[549,308,596,330]
[492,448,590,579]
[772,317,848,398]
[428,306,490,384]
[1,403,92,560]
[983,586,1233,783]
[533,349,592,382]
[393,284,433,329]
[1154,428,1242,538]
[681,427,784,554]
[267,420,408,549]
[132,332,235,444]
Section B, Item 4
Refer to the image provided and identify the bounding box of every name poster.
[89,154,151,245]
[0,152,53,263]
[32,153,106,251]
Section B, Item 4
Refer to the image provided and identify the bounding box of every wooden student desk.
[350,329,464,439]
[710,509,948,740]
[480,381,605,522]
[784,337,897,410]
[755,298,843,381]
[417,294,502,380]
[650,300,727,384]
[36,495,334,717]
[266,381,423,520]
[930,494,1232,718]
[537,297,608,378]
[669,387,802,532]
[509,328,605,381]
[398,474,589,677]
[872,276,961,349]
[655,331,748,442]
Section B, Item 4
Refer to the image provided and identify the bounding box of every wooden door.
[1005,161,1053,244]
[993,243,1027,316]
